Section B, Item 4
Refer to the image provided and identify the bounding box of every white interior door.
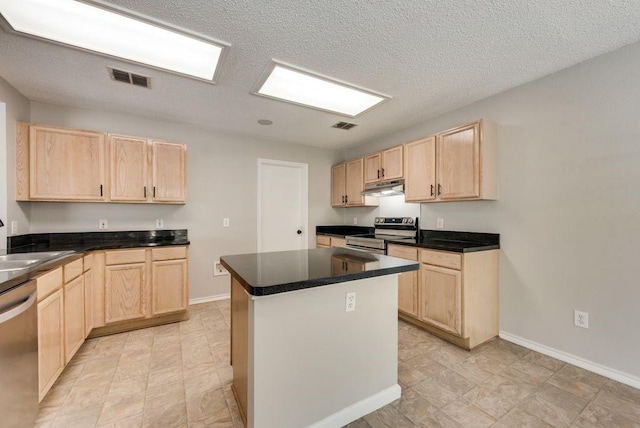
[258,159,308,253]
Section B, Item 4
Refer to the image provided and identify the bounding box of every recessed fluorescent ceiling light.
[0,0,226,81]
[255,63,389,117]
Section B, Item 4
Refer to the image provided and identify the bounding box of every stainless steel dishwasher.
[0,280,38,428]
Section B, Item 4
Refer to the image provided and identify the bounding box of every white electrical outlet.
[223,218,230,228]
[10,221,18,235]
[353,217,358,225]
[574,310,589,328]
[98,219,108,230]
[156,219,164,229]
[213,261,229,276]
[345,292,356,312]
[436,218,444,229]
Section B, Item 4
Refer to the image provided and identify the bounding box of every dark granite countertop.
[8,230,189,253]
[221,247,418,297]
[315,226,499,253]
[316,225,374,237]
[1,230,189,296]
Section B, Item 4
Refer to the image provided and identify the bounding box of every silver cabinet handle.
[0,292,36,324]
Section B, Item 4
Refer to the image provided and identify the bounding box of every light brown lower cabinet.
[63,275,85,364]
[316,234,347,249]
[92,246,189,334]
[36,258,87,401]
[387,245,419,317]
[388,244,499,350]
[105,262,147,324]
[36,245,189,402]
[151,259,188,316]
[37,287,64,402]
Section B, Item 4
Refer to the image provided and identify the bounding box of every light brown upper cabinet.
[21,124,107,201]
[331,163,347,207]
[404,136,436,202]
[110,135,148,202]
[331,159,379,207]
[110,136,186,203]
[404,120,497,203]
[152,141,187,202]
[364,145,404,185]
[17,123,187,204]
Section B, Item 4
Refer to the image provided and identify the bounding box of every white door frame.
[257,158,309,252]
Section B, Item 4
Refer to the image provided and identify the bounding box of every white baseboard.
[189,294,230,306]
[499,331,640,390]
[308,384,401,428]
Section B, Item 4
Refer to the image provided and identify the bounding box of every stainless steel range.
[346,217,418,255]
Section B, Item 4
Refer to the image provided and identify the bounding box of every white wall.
[29,102,343,299]
[345,42,640,379]
[0,76,31,249]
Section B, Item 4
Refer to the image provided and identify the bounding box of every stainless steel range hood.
[361,179,405,197]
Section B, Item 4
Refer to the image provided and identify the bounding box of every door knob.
[297,230,302,235]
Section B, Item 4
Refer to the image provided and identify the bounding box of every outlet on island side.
[574,310,589,329]
[155,219,164,229]
[345,292,356,312]
[98,219,108,230]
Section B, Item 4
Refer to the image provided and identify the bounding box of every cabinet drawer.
[83,253,93,271]
[37,267,63,301]
[63,258,84,283]
[387,245,418,261]
[316,235,331,246]
[105,249,146,265]
[152,246,187,261]
[330,237,346,248]
[420,249,461,270]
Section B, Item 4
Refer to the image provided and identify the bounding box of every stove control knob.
[408,218,414,224]
[375,218,380,223]
[402,218,407,223]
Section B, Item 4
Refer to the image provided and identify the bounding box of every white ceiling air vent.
[109,67,151,88]
[332,121,357,130]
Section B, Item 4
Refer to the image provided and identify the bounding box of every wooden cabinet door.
[381,146,403,180]
[30,125,106,200]
[388,245,419,317]
[404,137,436,202]
[84,270,93,338]
[152,141,186,202]
[364,153,381,184]
[38,289,64,401]
[64,276,85,364]
[104,263,147,324]
[151,259,188,316]
[110,135,148,201]
[437,122,480,200]
[420,264,462,336]
[331,163,346,206]
[345,158,365,206]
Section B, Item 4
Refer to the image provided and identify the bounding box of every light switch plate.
[156,219,164,229]
[223,218,230,227]
[99,219,108,230]
[10,221,18,235]
[436,218,444,229]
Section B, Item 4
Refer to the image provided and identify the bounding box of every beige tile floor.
[38,301,640,428]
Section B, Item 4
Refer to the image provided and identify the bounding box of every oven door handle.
[345,245,385,255]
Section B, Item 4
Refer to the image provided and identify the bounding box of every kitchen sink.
[0,251,75,272]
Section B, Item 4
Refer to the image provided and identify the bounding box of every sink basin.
[0,259,40,272]
[0,251,75,273]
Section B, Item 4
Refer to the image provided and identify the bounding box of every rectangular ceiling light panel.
[255,63,389,117]
[0,0,225,81]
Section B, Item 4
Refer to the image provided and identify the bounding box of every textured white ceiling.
[1,0,640,149]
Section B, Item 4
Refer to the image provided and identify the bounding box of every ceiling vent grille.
[332,121,357,130]
[109,67,151,88]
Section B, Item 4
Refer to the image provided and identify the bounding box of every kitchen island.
[220,248,418,428]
